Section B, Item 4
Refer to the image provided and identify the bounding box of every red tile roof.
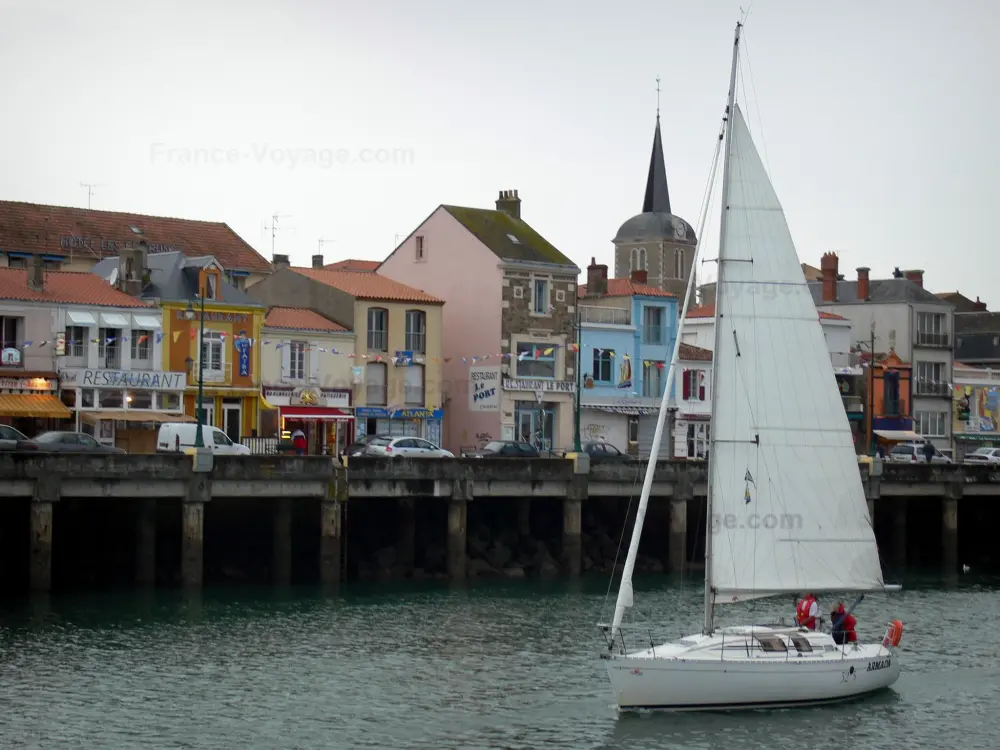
[323,259,380,272]
[0,201,271,274]
[0,268,150,307]
[679,343,713,362]
[579,278,676,298]
[293,267,443,304]
[686,305,846,321]
[264,307,348,332]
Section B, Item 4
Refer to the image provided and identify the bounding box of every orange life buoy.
[882,619,904,648]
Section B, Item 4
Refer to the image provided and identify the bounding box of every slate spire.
[642,116,671,214]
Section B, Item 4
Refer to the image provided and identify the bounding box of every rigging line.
[601,461,645,616]
[741,30,772,178]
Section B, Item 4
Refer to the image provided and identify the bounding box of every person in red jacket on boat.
[796,593,820,630]
[831,602,858,645]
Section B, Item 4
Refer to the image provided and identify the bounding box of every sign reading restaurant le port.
[502,378,575,393]
[59,367,186,391]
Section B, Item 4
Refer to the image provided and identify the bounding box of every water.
[1,573,998,749]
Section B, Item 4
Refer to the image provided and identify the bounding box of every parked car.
[343,434,379,459]
[155,423,251,455]
[582,441,635,462]
[32,431,127,454]
[963,447,1000,464]
[0,424,37,451]
[463,441,540,458]
[887,442,952,464]
[364,436,454,458]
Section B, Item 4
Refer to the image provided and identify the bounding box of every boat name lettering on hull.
[866,658,891,672]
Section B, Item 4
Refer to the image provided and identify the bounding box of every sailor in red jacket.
[796,593,819,630]
[832,602,858,645]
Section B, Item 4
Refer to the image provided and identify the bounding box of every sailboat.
[600,22,904,711]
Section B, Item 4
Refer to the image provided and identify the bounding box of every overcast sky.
[1,0,995,303]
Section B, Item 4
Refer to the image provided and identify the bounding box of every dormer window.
[206,273,218,300]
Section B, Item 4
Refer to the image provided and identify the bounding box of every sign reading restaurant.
[59,367,186,390]
[502,378,575,393]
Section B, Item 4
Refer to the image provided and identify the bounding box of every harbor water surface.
[1,572,998,749]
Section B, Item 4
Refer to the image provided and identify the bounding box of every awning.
[587,406,659,416]
[99,312,130,328]
[260,395,278,411]
[280,406,354,420]
[66,310,97,326]
[80,411,197,425]
[131,314,162,330]
[0,394,72,418]
[873,429,924,442]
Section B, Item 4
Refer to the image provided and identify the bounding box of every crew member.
[831,601,858,645]
[796,592,819,630]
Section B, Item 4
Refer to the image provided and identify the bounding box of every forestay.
[708,104,883,603]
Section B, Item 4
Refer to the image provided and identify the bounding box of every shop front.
[58,366,191,453]
[500,378,575,452]
[355,406,444,446]
[262,385,354,456]
[0,373,71,436]
[954,382,1000,458]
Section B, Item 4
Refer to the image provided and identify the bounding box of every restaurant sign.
[502,378,574,393]
[59,367,186,391]
[0,376,55,392]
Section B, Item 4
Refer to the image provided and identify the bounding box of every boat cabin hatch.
[789,634,813,653]
[755,635,787,653]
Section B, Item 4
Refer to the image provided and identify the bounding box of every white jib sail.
[708,104,884,603]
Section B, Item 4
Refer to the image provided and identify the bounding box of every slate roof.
[0,267,150,307]
[0,200,271,273]
[579,278,676,299]
[264,307,349,332]
[440,205,577,268]
[92,251,260,306]
[679,342,712,362]
[293,267,443,304]
[807,278,949,306]
[955,312,1000,334]
[324,259,380,272]
[686,304,846,321]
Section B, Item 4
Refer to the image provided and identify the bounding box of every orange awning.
[0,394,71,418]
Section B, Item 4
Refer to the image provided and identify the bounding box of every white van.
[156,423,251,455]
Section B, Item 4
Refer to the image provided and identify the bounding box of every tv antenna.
[80,182,107,209]
[318,237,336,253]
[263,213,295,257]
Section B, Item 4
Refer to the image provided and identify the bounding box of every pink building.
[378,191,580,454]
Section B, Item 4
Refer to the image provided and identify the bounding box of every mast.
[702,21,742,636]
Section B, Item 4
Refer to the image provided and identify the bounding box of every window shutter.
[699,371,706,401]
[309,341,320,382]
[281,340,291,379]
[682,369,691,400]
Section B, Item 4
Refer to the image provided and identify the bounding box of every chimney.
[630,269,647,284]
[857,267,870,301]
[312,254,324,269]
[904,269,924,288]
[122,240,149,297]
[496,189,521,219]
[974,296,988,311]
[892,266,904,279]
[273,254,290,270]
[585,256,608,296]
[27,254,44,292]
[820,251,839,303]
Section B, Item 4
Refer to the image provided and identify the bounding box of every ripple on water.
[1,574,999,749]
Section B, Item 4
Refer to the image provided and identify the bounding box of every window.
[205,273,218,300]
[159,392,181,411]
[225,271,247,291]
[127,390,154,409]
[593,348,614,383]
[674,248,685,279]
[883,372,901,415]
[628,416,639,443]
[200,330,225,380]
[916,410,946,437]
[643,361,664,398]
[366,362,387,405]
[415,235,425,260]
[643,306,664,344]
[367,308,388,351]
[131,329,152,368]
[0,315,23,358]
[630,247,647,271]
[687,423,710,458]
[65,326,87,359]
[7,256,27,269]
[98,327,122,368]
[532,277,550,315]
[285,341,306,380]
[405,310,426,353]
[915,361,946,395]
[515,342,556,379]
[213,430,233,446]
[404,364,424,406]
[99,389,124,408]
[682,369,706,401]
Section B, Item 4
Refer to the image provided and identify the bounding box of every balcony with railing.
[914,380,951,397]
[366,384,387,405]
[842,395,864,414]
[914,331,950,348]
[580,305,631,326]
[368,329,388,352]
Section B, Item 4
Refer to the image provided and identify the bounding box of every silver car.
[888,442,952,464]
[963,447,1000,464]
[365,436,454,458]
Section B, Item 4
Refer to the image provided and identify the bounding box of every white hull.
[605,626,901,711]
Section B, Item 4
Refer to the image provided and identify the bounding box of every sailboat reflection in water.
[598,21,903,712]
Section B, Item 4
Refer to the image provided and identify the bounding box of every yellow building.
[154,253,266,440]
[248,263,445,445]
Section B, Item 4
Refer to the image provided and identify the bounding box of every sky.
[1,0,996,303]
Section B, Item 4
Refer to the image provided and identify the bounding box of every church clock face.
[673,220,686,239]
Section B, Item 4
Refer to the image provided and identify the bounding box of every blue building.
[577,261,678,456]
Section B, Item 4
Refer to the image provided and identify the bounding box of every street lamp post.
[183,296,207,448]
[573,306,583,452]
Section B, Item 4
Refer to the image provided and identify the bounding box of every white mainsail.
[707,104,884,603]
